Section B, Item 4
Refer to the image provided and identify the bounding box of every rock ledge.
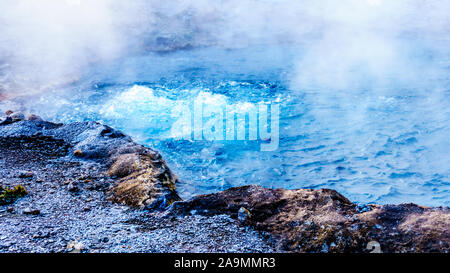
[171,185,449,253]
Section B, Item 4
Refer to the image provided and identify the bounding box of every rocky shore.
[0,113,449,253]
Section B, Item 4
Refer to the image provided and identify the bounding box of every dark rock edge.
[0,118,449,253]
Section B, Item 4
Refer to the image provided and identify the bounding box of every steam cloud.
[0,0,448,96]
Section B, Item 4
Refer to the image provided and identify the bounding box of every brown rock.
[73,150,83,157]
[171,185,450,253]
[26,114,43,121]
[108,152,181,209]
[107,153,140,178]
[358,204,450,253]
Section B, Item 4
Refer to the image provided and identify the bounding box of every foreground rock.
[171,185,450,253]
[0,116,274,253]
[0,116,180,209]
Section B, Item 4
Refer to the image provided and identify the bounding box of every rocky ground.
[171,186,449,253]
[0,113,449,253]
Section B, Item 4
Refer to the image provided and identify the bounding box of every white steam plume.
[0,0,448,96]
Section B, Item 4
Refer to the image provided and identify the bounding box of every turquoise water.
[17,45,450,206]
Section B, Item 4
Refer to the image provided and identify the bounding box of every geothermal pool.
[11,45,450,206]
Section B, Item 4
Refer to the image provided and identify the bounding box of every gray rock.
[19,170,34,178]
[67,181,79,192]
[0,116,12,126]
[26,114,43,121]
[10,112,25,121]
[23,208,40,215]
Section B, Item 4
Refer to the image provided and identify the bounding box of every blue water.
[15,45,450,206]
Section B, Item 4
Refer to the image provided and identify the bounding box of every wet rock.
[10,112,25,121]
[0,116,13,126]
[171,185,450,253]
[100,125,126,138]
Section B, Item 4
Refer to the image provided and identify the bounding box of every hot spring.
[4,43,448,207]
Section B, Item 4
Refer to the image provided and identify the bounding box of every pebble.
[0,116,13,125]
[26,114,43,121]
[0,242,13,249]
[67,181,79,192]
[73,150,84,157]
[33,232,50,239]
[66,241,85,253]
[10,112,25,121]
[99,237,109,243]
[238,207,251,222]
[19,171,34,178]
[23,208,41,215]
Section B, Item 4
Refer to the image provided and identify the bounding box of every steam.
[0,0,121,93]
[0,0,448,96]
[289,0,450,91]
